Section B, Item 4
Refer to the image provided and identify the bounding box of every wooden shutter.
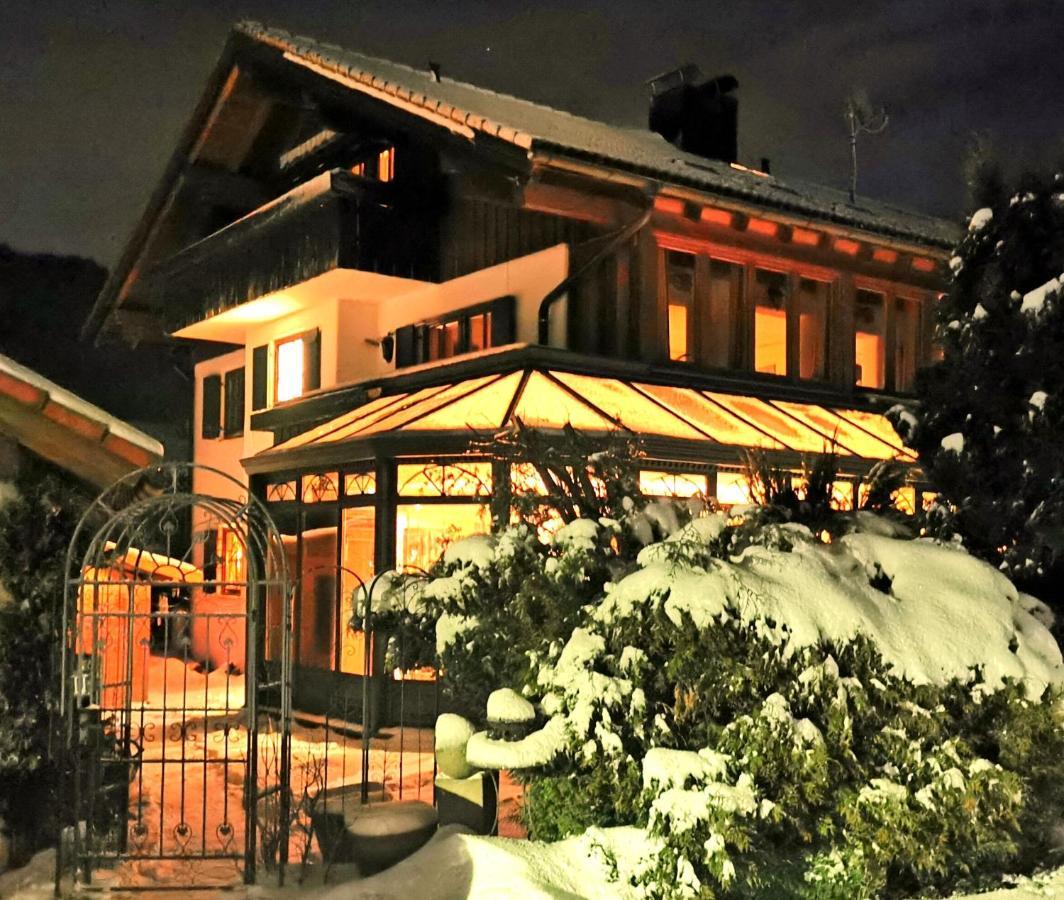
[223,367,245,437]
[491,295,517,346]
[394,325,417,368]
[251,345,268,411]
[201,374,221,439]
[303,330,322,393]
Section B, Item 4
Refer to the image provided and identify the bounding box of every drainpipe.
[536,200,653,346]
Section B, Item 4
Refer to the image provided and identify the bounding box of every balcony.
[125,170,440,337]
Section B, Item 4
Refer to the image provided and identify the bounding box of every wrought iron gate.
[57,463,293,892]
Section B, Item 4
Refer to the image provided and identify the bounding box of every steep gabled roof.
[242,21,958,249]
[88,21,959,341]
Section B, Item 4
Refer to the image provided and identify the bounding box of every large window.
[797,279,829,380]
[666,252,742,368]
[855,289,886,389]
[339,506,375,675]
[894,297,921,392]
[753,269,788,376]
[666,251,695,361]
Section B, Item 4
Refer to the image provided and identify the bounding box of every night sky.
[2,0,1062,269]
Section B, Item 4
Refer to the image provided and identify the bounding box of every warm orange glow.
[632,383,786,449]
[729,162,771,178]
[397,461,493,497]
[654,196,685,215]
[921,491,937,511]
[912,256,937,273]
[834,238,861,256]
[640,470,709,498]
[216,528,246,586]
[266,480,297,502]
[403,371,522,432]
[755,306,787,375]
[275,336,304,403]
[344,471,377,496]
[716,470,751,506]
[895,485,917,515]
[378,147,395,182]
[340,505,375,675]
[770,401,893,458]
[790,227,820,247]
[747,217,779,237]
[302,472,340,503]
[350,162,366,177]
[707,392,838,453]
[855,332,884,388]
[872,247,899,264]
[396,503,491,570]
[700,207,733,227]
[668,303,689,360]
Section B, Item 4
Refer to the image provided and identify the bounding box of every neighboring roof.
[0,353,164,488]
[241,21,959,249]
[246,364,915,475]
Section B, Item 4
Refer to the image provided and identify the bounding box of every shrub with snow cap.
[435,713,477,779]
[486,687,535,724]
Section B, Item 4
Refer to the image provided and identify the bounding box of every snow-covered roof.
[0,352,163,487]
[241,21,958,249]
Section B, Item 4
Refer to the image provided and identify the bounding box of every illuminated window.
[797,279,829,380]
[344,471,377,496]
[378,147,395,182]
[754,269,788,376]
[716,470,751,506]
[216,528,245,591]
[266,480,297,502]
[855,289,886,388]
[302,472,339,503]
[895,297,921,392]
[396,504,491,571]
[397,461,493,497]
[299,523,337,669]
[340,506,375,675]
[895,485,917,515]
[350,161,366,177]
[396,297,512,368]
[921,491,938,511]
[666,251,695,361]
[276,336,305,403]
[511,462,549,496]
[640,470,709,498]
[698,260,742,368]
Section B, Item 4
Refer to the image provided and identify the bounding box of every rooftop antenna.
[845,89,888,203]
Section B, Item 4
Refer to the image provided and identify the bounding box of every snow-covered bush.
[420,503,1064,898]
[528,516,1063,897]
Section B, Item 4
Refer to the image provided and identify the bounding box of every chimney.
[428,62,441,83]
[647,65,739,164]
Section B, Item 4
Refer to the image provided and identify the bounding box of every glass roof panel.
[402,370,523,432]
[551,372,707,440]
[355,376,504,438]
[705,392,846,454]
[770,401,899,460]
[632,383,785,449]
[271,389,414,451]
[310,383,458,444]
[835,408,918,461]
[510,372,620,431]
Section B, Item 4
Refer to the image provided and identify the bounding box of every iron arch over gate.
[56,463,293,892]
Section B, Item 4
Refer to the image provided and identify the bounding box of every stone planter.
[311,785,437,874]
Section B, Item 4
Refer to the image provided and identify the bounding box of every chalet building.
[85,22,958,705]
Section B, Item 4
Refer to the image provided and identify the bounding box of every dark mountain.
[0,244,191,457]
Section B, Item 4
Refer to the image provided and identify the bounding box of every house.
[85,22,958,708]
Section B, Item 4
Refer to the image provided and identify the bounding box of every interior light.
[276,338,305,403]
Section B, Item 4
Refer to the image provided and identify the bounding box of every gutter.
[537,199,653,345]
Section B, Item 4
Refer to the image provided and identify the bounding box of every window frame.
[273,328,321,406]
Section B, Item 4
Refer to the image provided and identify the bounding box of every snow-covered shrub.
[514,513,1064,898]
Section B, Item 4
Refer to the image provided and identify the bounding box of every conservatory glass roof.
[259,367,916,464]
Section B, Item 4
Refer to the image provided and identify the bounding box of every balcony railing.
[126,170,439,334]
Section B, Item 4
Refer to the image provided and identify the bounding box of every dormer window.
[394,296,515,368]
